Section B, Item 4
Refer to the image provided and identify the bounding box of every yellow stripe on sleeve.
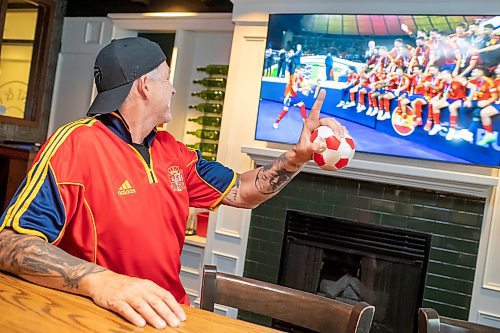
[6,118,96,231]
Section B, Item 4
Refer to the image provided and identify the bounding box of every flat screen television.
[255,14,500,167]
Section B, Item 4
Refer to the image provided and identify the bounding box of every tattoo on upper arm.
[224,174,240,203]
[0,230,107,290]
[255,154,297,195]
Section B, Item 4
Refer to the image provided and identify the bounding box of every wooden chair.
[200,265,375,333]
[419,308,500,333]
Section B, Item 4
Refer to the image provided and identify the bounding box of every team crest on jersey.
[168,166,185,192]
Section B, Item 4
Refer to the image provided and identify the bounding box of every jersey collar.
[97,111,156,147]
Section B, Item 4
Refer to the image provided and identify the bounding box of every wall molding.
[478,311,500,328]
[242,146,498,198]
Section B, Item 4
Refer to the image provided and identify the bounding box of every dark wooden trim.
[2,39,34,44]
[0,0,56,127]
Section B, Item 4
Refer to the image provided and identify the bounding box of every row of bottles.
[187,65,227,159]
[185,65,228,235]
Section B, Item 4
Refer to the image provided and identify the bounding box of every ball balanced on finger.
[311,125,355,171]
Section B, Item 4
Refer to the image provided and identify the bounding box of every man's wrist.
[79,266,111,299]
[283,149,308,173]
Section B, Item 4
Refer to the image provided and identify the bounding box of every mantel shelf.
[242,146,499,198]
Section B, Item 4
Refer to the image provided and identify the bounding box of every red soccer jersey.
[442,80,466,100]
[414,45,431,66]
[348,73,360,85]
[0,113,236,304]
[468,77,497,101]
[426,76,443,98]
[285,74,303,98]
[388,74,410,92]
[411,74,427,95]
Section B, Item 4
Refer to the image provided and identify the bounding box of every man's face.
[417,31,427,38]
[429,66,438,76]
[471,68,483,79]
[441,71,452,81]
[368,41,375,49]
[456,26,465,35]
[150,62,176,124]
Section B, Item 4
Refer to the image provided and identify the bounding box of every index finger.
[307,88,326,121]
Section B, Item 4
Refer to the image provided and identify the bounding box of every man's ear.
[135,75,150,99]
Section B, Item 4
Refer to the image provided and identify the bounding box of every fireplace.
[241,172,485,328]
[276,211,431,333]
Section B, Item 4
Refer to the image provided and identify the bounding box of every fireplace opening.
[276,211,432,333]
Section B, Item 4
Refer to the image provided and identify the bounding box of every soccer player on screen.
[408,36,431,70]
[272,68,307,129]
[460,66,497,143]
[400,65,428,126]
[356,67,374,113]
[423,65,444,131]
[429,70,467,139]
[336,67,359,109]
[387,38,412,72]
[477,64,500,146]
[378,67,410,121]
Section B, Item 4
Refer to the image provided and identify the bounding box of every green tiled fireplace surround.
[243,173,485,322]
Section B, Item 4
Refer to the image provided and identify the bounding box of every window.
[0,0,55,125]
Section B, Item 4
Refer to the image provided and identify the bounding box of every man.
[325,51,334,80]
[264,46,273,76]
[408,36,431,70]
[399,65,427,126]
[429,70,467,139]
[364,40,376,61]
[273,68,310,129]
[477,63,500,146]
[460,66,498,143]
[277,48,287,78]
[336,67,359,109]
[0,38,345,329]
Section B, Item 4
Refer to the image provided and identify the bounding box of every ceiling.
[65,0,233,17]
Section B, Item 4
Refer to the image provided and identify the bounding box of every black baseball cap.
[87,37,167,116]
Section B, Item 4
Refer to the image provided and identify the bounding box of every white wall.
[173,31,233,143]
[48,18,137,135]
[220,0,500,326]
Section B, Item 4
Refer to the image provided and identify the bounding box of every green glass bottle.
[186,143,218,154]
[188,116,221,127]
[191,90,225,101]
[193,77,227,88]
[188,103,223,114]
[197,65,229,75]
[187,129,220,140]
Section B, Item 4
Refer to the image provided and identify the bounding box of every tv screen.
[255,14,500,167]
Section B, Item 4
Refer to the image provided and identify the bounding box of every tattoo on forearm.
[0,230,107,290]
[255,154,298,195]
[225,174,240,203]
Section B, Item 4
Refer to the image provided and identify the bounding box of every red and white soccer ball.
[310,126,355,171]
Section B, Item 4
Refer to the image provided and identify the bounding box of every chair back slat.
[419,308,500,333]
[201,265,375,333]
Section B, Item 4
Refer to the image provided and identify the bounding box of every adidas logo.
[118,180,136,196]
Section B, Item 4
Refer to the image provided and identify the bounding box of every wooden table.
[0,272,280,333]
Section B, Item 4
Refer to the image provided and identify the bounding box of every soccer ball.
[310,126,355,171]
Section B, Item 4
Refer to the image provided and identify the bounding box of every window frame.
[0,0,56,128]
